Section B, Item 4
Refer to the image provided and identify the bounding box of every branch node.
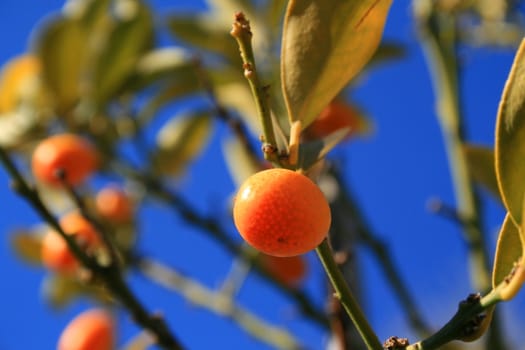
[383,336,410,350]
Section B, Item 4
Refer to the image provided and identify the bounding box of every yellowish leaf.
[281,0,393,127]
[34,16,89,114]
[493,214,522,287]
[495,38,525,225]
[155,112,213,176]
[463,144,501,202]
[11,230,43,265]
[0,55,41,114]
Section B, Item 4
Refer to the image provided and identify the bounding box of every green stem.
[315,239,383,350]
[230,12,279,163]
[415,5,508,350]
[417,4,491,294]
[406,282,509,350]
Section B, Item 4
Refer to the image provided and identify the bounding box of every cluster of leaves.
[2,0,525,349]
[1,0,391,348]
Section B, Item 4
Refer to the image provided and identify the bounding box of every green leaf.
[11,230,43,265]
[215,82,261,135]
[63,0,111,28]
[167,15,240,63]
[222,136,262,187]
[299,128,350,171]
[493,214,522,287]
[34,16,89,114]
[266,0,288,30]
[91,0,154,104]
[495,38,525,225]
[281,0,393,127]
[137,68,202,124]
[126,48,195,91]
[463,144,501,202]
[369,41,406,67]
[154,111,213,176]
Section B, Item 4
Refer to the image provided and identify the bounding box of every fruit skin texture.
[306,99,363,140]
[57,308,115,350]
[260,253,307,287]
[233,168,331,257]
[95,186,133,223]
[41,211,101,274]
[32,134,98,187]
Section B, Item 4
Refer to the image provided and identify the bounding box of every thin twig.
[0,147,184,350]
[138,257,303,350]
[416,6,507,349]
[58,171,122,270]
[416,3,491,294]
[230,12,280,164]
[192,58,260,163]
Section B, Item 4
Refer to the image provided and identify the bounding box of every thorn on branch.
[243,63,254,78]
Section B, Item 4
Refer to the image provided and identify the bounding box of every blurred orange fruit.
[306,99,368,140]
[260,253,307,287]
[57,308,115,350]
[32,133,98,187]
[95,186,133,223]
[41,211,101,273]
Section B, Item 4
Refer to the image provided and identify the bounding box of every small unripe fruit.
[57,308,115,350]
[41,211,101,273]
[32,134,98,187]
[95,186,133,223]
[233,168,331,257]
[260,253,307,287]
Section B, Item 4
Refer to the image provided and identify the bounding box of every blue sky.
[0,1,524,349]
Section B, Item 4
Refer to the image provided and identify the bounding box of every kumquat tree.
[1,0,525,349]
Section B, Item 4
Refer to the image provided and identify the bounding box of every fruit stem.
[315,239,383,350]
[230,12,280,164]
